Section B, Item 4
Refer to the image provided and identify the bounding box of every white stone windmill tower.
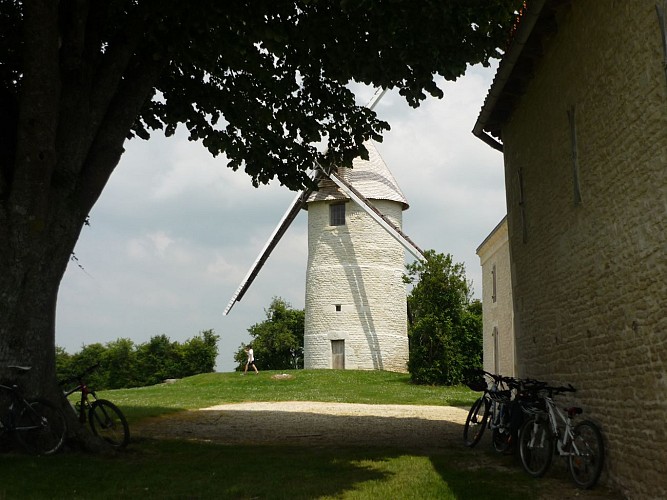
[301,144,421,371]
[224,93,424,371]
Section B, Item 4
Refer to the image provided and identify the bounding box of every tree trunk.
[0,2,165,450]
[0,186,91,444]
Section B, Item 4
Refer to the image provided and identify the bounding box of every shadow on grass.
[0,440,538,499]
[0,441,392,499]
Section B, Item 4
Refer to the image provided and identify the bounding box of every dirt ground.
[133,401,624,499]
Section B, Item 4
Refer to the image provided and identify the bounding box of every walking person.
[244,345,259,375]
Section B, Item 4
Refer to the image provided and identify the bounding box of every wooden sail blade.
[366,88,387,111]
[223,189,310,315]
[327,170,426,261]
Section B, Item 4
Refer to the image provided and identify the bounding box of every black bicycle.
[0,365,67,455]
[463,370,516,449]
[61,363,130,448]
[463,370,545,453]
[489,376,549,453]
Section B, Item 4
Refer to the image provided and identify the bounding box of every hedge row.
[56,329,219,390]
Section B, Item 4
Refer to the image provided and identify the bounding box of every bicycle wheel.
[519,416,554,477]
[463,397,489,447]
[89,399,130,448]
[15,399,67,455]
[568,420,605,489]
[492,426,512,453]
[491,400,513,453]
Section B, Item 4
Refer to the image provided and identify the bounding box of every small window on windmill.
[329,202,346,226]
[335,304,342,312]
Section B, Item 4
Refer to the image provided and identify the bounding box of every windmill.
[224,90,425,371]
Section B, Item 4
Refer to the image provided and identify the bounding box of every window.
[493,327,500,374]
[492,264,497,303]
[517,168,527,243]
[568,105,582,205]
[329,203,345,226]
[335,304,342,312]
[658,5,667,85]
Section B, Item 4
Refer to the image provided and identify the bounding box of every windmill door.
[331,340,345,369]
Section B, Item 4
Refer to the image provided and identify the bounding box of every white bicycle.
[518,384,605,489]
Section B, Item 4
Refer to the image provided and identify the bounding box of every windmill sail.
[224,151,426,315]
[223,186,313,316]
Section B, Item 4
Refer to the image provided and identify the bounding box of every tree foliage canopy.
[1,0,519,200]
[405,250,483,385]
[234,297,304,371]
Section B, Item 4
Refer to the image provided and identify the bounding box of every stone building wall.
[477,218,515,376]
[304,199,409,372]
[500,1,667,496]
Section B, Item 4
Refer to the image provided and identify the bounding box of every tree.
[178,329,219,377]
[0,0,520,444]
[103,338,138,389]
[134,334,182,385]
[405,250,483,385]
[234,297,304,371]
[62,342,109,390]
[56,329,219,388]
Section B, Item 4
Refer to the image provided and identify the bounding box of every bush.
[56,329,220,389]
[405,251,483,385]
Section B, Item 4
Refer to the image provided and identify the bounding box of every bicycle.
[0,365,67,455]
[463,370,517,451]
[492,376,550,453]
[61,363,130,448]
[518,383,605,489]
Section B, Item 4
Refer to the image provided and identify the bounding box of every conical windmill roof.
[307,141,409,209]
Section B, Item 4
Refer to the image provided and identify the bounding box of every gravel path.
[134,401,469,451]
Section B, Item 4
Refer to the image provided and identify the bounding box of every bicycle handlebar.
[466,370,578,397]
[476,369,518,385]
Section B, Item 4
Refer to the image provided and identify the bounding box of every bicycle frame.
[534,394,582,457]
[478,371,514,427]
[0,384,41,432]
[0,381,67,456]
[63,380,96,423]
[487,383,512,431]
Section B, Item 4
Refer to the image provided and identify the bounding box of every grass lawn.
[104,369,478,423]
[0,370,573,499]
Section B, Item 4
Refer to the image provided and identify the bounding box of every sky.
[55,62,507,373]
